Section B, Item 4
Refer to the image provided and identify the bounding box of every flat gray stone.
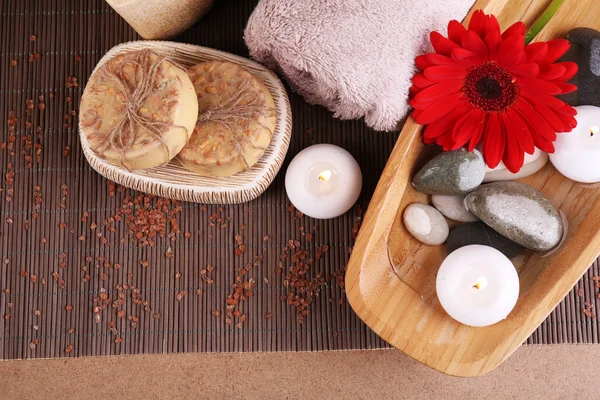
[464,182,563,251]
[446,222,525,258]
[412,149,485,195]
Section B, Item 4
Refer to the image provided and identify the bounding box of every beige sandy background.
[0,345,597,399]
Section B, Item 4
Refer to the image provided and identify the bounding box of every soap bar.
[80,50,198,171]
[177,61,276,177]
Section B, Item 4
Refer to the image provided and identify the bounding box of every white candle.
[436,245,519,327]
[549,105,600,183]
[285,144,362,219]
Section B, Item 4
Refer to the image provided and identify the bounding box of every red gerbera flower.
[409,10,578,173]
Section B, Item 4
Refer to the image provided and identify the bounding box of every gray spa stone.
[559,28,600,107]
[464,182,563,252]
[412,149,485,195]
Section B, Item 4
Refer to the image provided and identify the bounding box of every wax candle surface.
[549,105,600,183]
[285,144,362,219]
[436,245,519,327]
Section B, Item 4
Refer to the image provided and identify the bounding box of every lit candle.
[436,245,519,327]
[285,144,362,219]
[549,105,600,183]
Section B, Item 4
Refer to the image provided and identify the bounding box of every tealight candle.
[436,245,519,327]
[549,105,600,183]
[285,144,362,219]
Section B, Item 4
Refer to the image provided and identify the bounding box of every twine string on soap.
[196,78,276,168]
[91,50,188,171]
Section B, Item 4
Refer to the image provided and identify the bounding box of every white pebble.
[432,194,478,222]
[403,203,449,245]
[483,149,548,182]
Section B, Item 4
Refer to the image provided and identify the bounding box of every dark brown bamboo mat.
[1,0,599,360]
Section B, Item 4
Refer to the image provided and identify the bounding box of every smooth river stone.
[483,148,548,182]
[464,182,563,252]
[431,194,478,222]
[559,28,600,107]
[403,203,449,245]
[446,222,525,258]
[412,149,485,195]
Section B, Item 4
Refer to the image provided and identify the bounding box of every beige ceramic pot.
[106,0,214,39]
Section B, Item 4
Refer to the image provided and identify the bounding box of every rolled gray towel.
[244,0,475,131]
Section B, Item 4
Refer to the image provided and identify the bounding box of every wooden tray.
[346,0,600,377]
[78,41,292,204]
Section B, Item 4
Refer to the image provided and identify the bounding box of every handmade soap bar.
[80,50,198,171]
[178,61,276,177]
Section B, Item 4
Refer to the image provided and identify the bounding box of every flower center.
[463,61,518,113]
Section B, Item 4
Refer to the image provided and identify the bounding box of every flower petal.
[506,63,540,78]
[482,113,505,168]
[451,48,483,65]
[520,88,567,108]
[462,30,489,58]
[416,55,430,70]
[538,64,566,80]
[468,113,487,151]
[423,102,470,140]
[468,10,487,37]
[500,113,525,173]
[517,77,562,95]
[413,92,463,125]
[425,53,458,66]
[555,82,577,94]
[515,102,556,152]
[448,20,468,44]
[451,108,485,150]
[424,65,468,81]
[502,22,526,40]
[431,31,460,56]
[555,61,578,81]
[508,108,535,154]
[525,42,549,63]
[412,73,436,89]
[411,79,463,104]
[485,30,503,58]
[535,102,567,132]
[498,35,526,66]
[545,39,571,63]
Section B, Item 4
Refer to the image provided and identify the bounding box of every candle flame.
[318,170,332,181]
[472,277,488,290]
[590,126,599,137]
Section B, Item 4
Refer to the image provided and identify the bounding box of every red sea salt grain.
[65,305,73,311]
[11,59,17,67]
[212,309,220,317]
[29,35,36,41]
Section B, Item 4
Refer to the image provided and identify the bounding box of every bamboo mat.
[0,0,599,360]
